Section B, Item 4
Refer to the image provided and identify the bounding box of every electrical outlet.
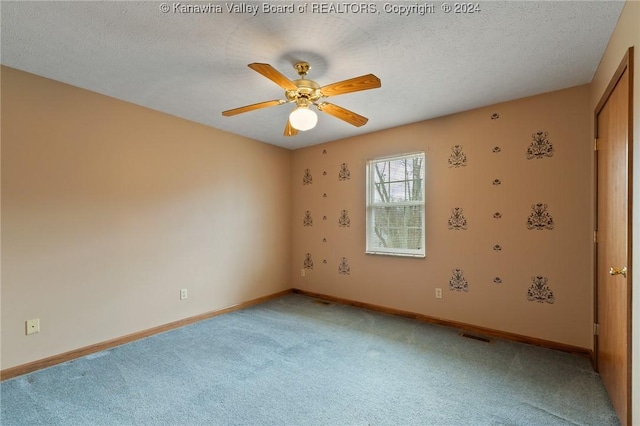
[180,288,188,300]
[301,269,306,277]
[26,318,40,335]
[435,288,443,299]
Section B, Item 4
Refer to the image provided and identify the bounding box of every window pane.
[374,162,389,184]
[373,182,390,203]
[406,205,422,227]
[388,181,407,202]
[411,179,423,201]
[370,205,423,250]
[388,159,407,182]
[372,206,390,228]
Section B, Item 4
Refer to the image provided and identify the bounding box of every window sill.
[365,251,425,258]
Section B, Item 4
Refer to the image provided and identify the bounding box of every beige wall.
[292,85,592,349]
[589,0,640,418]
[0,66,292,370]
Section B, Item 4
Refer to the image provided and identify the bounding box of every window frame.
[365,152,426,258]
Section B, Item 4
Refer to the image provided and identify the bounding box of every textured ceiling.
[1,1,624,149]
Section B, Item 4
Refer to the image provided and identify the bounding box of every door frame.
[593,46,633,423]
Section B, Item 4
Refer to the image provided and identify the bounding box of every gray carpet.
[1,294,619,425]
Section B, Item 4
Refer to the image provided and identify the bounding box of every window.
[366,152,425,257]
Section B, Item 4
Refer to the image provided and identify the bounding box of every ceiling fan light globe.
[289,107,317,131]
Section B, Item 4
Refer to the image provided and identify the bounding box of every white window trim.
[365,152,426,258]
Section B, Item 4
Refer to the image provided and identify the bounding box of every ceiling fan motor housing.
[286,78,322,105]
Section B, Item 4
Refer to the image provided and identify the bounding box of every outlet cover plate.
[180,289,188,300]
[26,318,40,335]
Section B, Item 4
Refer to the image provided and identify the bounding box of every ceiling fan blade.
[317,102,369,127]
[320,74,381,97]
[248,63,298,91]
[284,119,299,137]
[222,100,285,116]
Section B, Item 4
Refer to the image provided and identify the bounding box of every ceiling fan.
[222,62,381,136]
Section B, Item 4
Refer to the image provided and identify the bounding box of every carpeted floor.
[1,294,619,425]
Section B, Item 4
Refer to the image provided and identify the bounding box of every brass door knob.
[609,266,627,278]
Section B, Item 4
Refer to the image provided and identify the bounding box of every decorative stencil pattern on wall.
[338,163,351,181]
[527,276,555,304]
[448,145,467,168]
[303,169,313,185]
[527,203,555,230]
[338,257,350,275]
[303,211,313,227]
[291,88,596,345]
[526,131,554,159]
[303,253,314,270]
[338,210,351,227]
[449,269,469,292]
[447,208,468,230]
